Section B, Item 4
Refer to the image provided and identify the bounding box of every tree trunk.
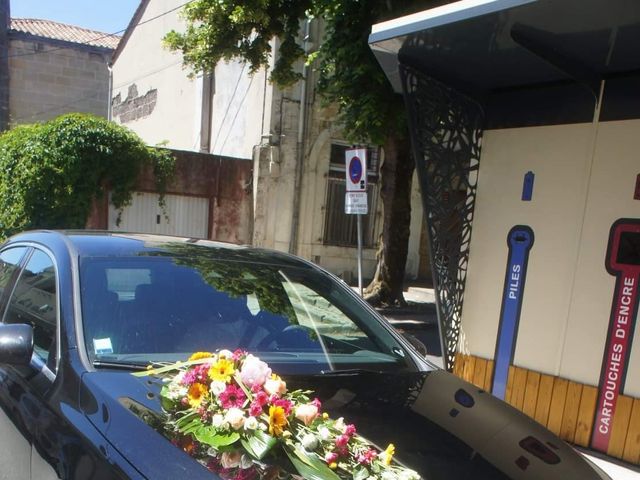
[364,134,415,307]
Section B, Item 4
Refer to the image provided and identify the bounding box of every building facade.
[110,0,428,283]
[0,0,119,130]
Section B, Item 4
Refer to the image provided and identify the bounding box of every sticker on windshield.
[93,337,114,355]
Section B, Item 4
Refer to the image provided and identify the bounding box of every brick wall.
[8,36,111,125]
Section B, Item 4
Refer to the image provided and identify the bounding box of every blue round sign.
[349,156,363,184]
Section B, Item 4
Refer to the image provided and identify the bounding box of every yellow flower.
[383,443,395,466]
[187,382,208,408]
[189,351,213,361]
[268,405,288,437]
[209,358,235,382]
[329,462,337,470]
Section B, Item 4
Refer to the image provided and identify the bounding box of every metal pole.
[357,213,363,296]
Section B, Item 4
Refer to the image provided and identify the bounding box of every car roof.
[4,230,311,269]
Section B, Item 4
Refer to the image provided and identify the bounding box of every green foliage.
[164,1,309,86]
[163,0,431,144]
[0,113,175,238]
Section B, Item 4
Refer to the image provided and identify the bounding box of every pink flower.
[249,401,263,417]
[219,385,246,409]
[232,349,246,361]
[271,397,293,415]
[264,376,287,396]
[335,434,350,447]
[294,403,319,426]
[239,355,272,387]
[344,424,356,436]
[357,449,377,465]
[182,363,211,385]
[325,452,339,464]
[254,391,268,406]
[311,398,322,410]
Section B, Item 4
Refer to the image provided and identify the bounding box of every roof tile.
[10,18,120,49]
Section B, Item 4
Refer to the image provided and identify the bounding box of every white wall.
[111,0,266,157]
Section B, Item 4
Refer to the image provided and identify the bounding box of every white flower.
[301,433,319,451]
[334,417,345,431]
[225,407,246,430]
[211,414,226,428]
[244,416,258,430]
[218,349,233,359]
[318,426,331,440]
[210,380,226,396]
[258,422,267,431]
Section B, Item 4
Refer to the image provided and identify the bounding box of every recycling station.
[369,0,640,464]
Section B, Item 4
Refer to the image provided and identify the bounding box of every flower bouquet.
[135,350,420,480]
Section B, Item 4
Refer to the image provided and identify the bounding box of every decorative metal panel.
[399,63,484,371]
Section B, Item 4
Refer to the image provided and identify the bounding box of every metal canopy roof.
[369,0,640,97]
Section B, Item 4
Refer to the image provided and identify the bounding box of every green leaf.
[353,466,369,480]
[284,445,341,480]
[240,430,277,460]
[192,425,240,447]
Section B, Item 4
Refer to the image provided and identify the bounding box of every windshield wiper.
[93,360,150,371]
[317,368,384,376]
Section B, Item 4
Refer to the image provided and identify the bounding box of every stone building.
[0,0,119,130]
[110,0,430,283]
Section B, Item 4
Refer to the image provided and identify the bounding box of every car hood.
[80,368,607,480]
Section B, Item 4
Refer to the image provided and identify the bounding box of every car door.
[0,245,34,479]
[2,247,59,480]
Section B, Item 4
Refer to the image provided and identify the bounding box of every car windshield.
[79,246,414,375]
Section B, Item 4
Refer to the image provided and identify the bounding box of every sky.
[10,0,141,34]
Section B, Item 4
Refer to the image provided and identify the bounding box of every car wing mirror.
[402,332,428,357]
[0,324,34,365]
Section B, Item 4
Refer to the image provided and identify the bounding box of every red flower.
[254,391,268,406]
[344,424,356,436]
[219,385,246,409]
[249,401,263,417]
[335,434,350,447]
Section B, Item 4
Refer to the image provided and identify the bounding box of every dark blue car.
[0,231,610,479]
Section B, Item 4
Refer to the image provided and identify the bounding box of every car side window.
[4,250,57,370]
[0,247,28,310]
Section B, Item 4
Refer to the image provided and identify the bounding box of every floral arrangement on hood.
[135,350,420,480]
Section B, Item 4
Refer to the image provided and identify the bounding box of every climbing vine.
[0,113,175,238]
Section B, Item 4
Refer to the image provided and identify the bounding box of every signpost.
[345,148,367,296]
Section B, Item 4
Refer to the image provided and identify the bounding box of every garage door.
[108,192,209,238]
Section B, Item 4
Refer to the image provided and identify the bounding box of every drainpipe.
[288,18,311,255]
[107,62,113,121]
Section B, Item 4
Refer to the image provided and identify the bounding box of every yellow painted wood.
[484,360,494,392]
[547,378,568,436]
[511,367,528,410]
[522,371,541,418]
[622,398,640,464]
[463,355,476,384]
[560,381,583,443]
[472,357,487,389]
[574,385,598,448]
[453,353,465,378]
[608,395,634,459]
[505,365,516,404]
[534,374,555,427]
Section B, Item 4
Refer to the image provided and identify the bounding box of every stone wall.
[0,0,9,130]
[8,36,111,125]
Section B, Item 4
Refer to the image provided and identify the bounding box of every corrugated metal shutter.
[108,192,209,238]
